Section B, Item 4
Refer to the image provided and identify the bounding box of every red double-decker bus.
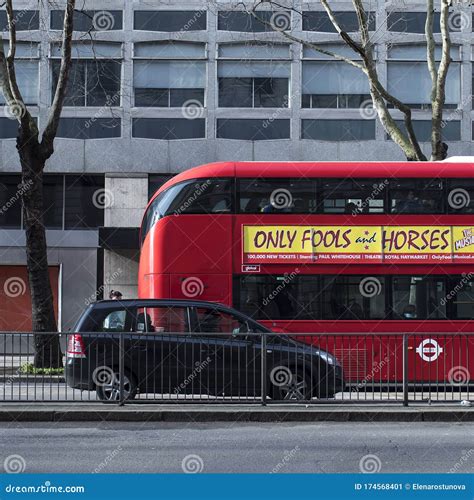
[138,161,474,384]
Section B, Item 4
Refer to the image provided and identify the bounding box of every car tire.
[270,367,313,401]
[95,369,137,402]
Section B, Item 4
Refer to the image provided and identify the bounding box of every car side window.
[135,306,189,333]
[195,308,249,336]
[99,310,127,332]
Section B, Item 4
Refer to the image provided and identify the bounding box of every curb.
[0,407,472,423]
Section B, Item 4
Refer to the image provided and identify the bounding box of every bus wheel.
[272,369,312,401]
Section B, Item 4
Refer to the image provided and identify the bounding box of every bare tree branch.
[41,0,76,158]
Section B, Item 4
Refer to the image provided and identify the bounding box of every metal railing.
[0,331,472,405]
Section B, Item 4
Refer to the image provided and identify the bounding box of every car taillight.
[66,334,86,359]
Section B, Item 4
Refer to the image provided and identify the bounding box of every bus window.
[392,277,446,319]
[447,179,474,213]
[449,277,474,319]
[236,275,320,320]
[389,179,443,214]
[319,179,386,214]
[321,276,386,320]
[238,179,316,213]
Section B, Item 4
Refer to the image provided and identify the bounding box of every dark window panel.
[302,94,371,108]
[135,89,170,107]
[0,175,22,228]
[449,277,474,319]
[134,11,206,31]
[0,10,39,31]
[43,175,63,229]
[169,89,204,108]
[219,78,253,107]
[387,11,441,33]
[148,174,175,200]
[51,10,123,30]
[218,11,289,32]
[393,120,460,141]
[52,60,121,107]
[254,78,288,107]
[217,119,290,140]
[238,179,316,213]
[303,11,375,32]
[389,179,444,214]
[64,175,104,229]
[302,119,375,141]
[320,178,386,214]
[133,118,205,140]
[0,118,19,139]
[57,118,121,139]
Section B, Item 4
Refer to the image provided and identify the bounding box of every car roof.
[94,298,230,309]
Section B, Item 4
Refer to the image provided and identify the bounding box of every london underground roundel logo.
[416,338,443,362]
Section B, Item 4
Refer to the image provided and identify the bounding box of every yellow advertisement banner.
[242,225,472,264]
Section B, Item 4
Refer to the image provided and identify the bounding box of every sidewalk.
[0,403,472,422]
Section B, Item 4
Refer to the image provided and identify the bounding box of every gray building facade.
[0,0,473,330]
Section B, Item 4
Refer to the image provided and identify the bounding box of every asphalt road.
[0,421,472,474]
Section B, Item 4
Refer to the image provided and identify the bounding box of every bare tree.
[249,0,455,161]
[0,0,76,367]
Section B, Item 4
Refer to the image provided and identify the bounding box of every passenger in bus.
[394,191,422,213]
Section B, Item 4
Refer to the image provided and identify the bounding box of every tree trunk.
[17,126,62,369]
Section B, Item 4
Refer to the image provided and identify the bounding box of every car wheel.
[270,367,313,401]
[95,369,137,402]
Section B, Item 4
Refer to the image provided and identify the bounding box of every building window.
[0,43,39,105]
[134,42,206,108]
[0,10,39,31]
[302,119,375,141]
[218,10,290,32]
[43,175,64,229]
[0,175,22,228]
[387,12,441,33]
[51,10,123,31]
[57,118,121,139]
[302,11,375,32]
[133,118,205,140]
[51,43,121,107]
[393,120,460,141]
[0,118,20,139]
[217,119,290,140]
[302,61,370,108]
[134,11,206,31]
[218,43,290,108]
[65,175,104,229]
